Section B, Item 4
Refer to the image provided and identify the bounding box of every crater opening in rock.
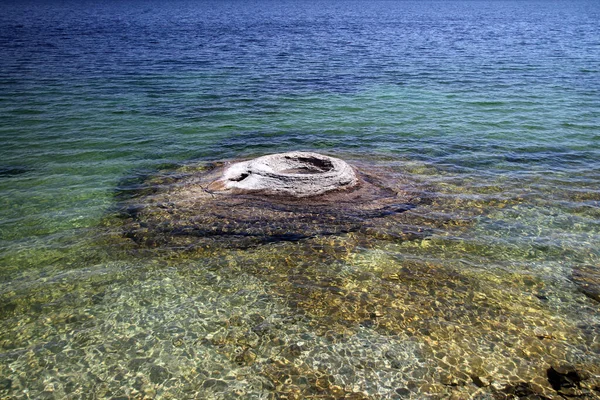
[230,172,250,182]
[280,156,334,174]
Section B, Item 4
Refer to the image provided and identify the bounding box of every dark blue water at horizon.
[1,1,599,398]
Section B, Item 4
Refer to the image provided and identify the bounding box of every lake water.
[1,0,599,398]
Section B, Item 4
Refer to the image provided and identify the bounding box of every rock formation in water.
[208,152,358,197]
[572,265,600,303]
[117,152,433,249]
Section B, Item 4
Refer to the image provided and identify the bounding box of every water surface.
[1,0,599,398]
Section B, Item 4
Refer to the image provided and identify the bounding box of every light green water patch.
[0,230,103,278]
[30,76,588,164]
[0,185,110,238]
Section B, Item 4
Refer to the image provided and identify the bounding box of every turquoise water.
[1,0,600,398]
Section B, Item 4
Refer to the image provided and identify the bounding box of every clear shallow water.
[1,0,599,398]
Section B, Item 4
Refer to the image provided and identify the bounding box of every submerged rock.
[0,165,30,178]
[496,382,550,399]
[116,152,431,249]
[572,265,600,303]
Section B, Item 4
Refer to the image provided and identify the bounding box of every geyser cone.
[117,152,430,249]
[208,152,358,197]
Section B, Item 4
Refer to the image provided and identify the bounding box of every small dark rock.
[287,343,304,357]
[395,387,411,397]
[149,365,171,384]
[0,166,30,177]
[552,364,578,376]
[558,387,584,397]
[201,378,228,391]
[127,357,149,372]
[132,376,145,392]
[471,375,490,388]
[91,293,105,304]
[114,373,125,382]
[248,313,265,325]
[501,382,550,399]
[234,349,257,366]
[535,291,549,301]
[440,372,459,386]
[251,321,271,335]
[43,339,67,354]
[0,303,17,318]
[0,378,12,391]
[547,364,584,391]
[64,381,77,394]
[359,319,374,328]
[572,265,600,303]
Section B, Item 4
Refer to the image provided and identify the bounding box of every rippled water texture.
[1,0,599,398]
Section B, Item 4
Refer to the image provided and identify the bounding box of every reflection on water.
[1,158,599,399]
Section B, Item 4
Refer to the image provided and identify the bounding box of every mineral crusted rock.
[208,151,358,197]
[118,152,430,249]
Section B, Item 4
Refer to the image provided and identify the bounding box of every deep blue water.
[1,1,599,398]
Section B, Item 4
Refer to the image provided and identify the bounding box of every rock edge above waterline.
[208,151,358,198]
